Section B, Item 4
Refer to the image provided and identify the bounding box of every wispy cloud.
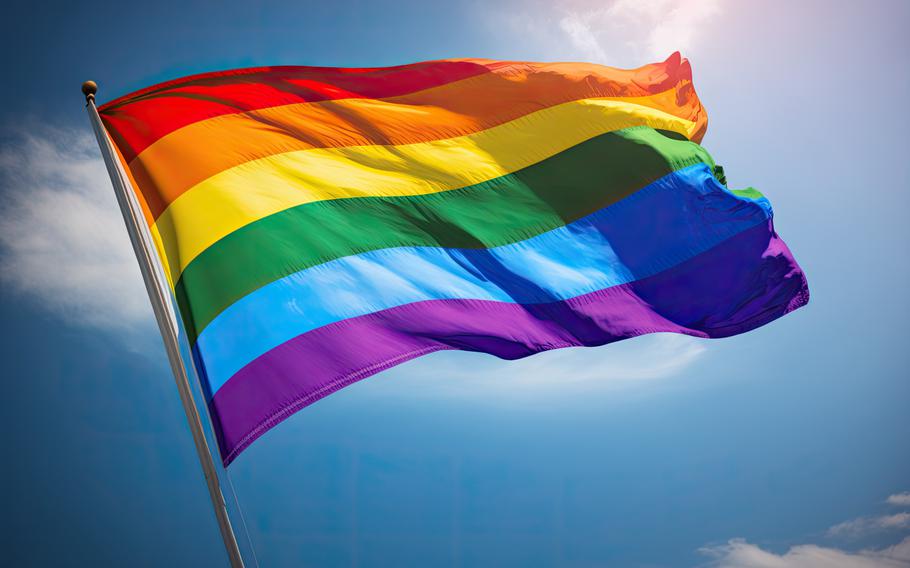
[365,333,707,399]
[559,12,608,62]
[485,332,707,385]
[0,127,152,334]
[827,513,910,539]
[559,0,722,63]
[701,492,910,567]
[699,537,910,568]
[824,490,910,539]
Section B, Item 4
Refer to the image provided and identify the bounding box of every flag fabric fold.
[98,54,808,465]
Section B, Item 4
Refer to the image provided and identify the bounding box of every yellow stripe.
[151,98,698,283]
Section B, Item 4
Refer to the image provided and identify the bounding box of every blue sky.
[1,1,908,566]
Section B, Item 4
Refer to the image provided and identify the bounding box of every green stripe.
[176,126,715,343]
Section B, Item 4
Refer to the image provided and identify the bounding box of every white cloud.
[488,332,706,385]
[827,514,910,539]
[366,333,706,399]
[888,493,910,507]
[559,0,721,64]
[559,12,608,62]
[702,492,910,568]
[0,127,152,334]
[700,537,910,568]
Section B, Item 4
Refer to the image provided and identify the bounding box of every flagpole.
[81,81,245,568]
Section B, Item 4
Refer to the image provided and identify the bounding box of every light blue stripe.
[195,164,770,394]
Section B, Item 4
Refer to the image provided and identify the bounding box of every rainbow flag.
[99,54,808,464]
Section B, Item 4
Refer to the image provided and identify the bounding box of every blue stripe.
[194,164,770,395]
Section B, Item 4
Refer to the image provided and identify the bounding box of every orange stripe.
[129,61,704,219]
[108,136,178,288]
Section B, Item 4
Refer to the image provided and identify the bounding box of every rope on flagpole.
[81,80,246,568]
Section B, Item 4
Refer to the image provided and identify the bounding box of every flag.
[98,54,808,464]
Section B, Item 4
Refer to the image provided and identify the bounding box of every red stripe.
[98,54,695,164]
[98,60,492,162]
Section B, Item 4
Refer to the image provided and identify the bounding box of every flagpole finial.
[81,81,98,104]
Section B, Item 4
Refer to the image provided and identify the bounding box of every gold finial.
[81,80,98,104]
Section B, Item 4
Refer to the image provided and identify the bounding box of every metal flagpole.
[81,81,245,568]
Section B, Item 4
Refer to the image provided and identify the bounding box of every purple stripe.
[210,220,808,464]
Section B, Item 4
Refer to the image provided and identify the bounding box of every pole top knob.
[81,80,98,103]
